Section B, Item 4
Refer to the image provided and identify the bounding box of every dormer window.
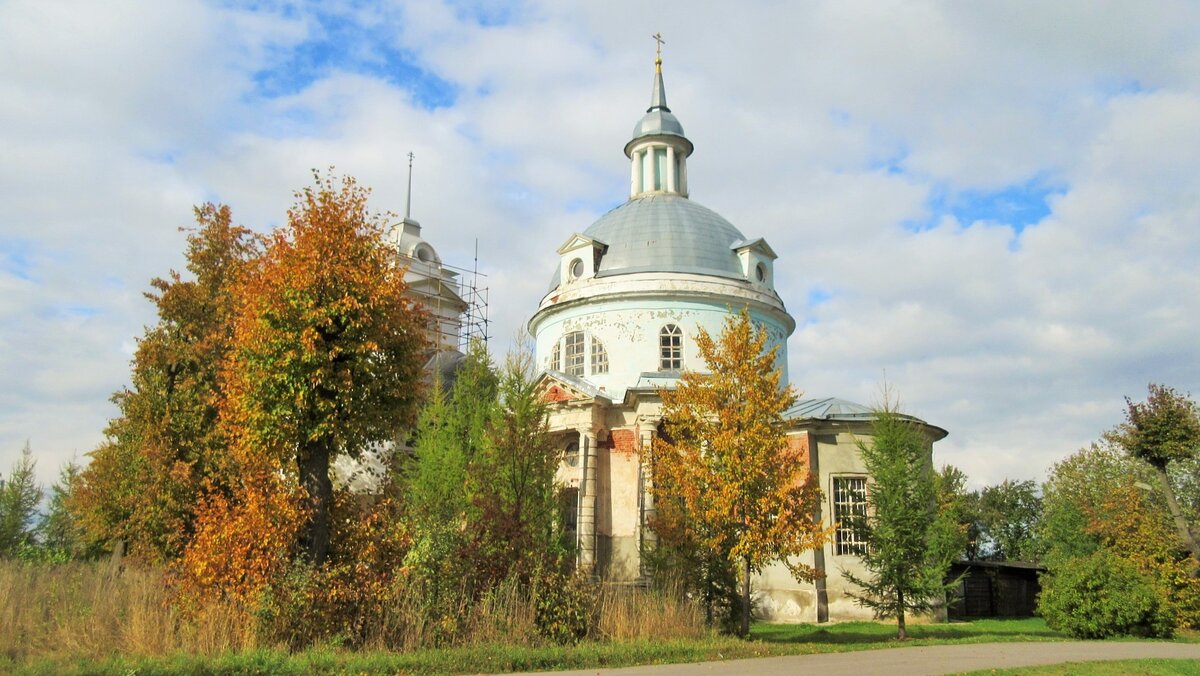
[659,324,682,370]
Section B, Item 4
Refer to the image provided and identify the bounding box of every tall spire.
[649,32,669,112]
[404,151,414,220]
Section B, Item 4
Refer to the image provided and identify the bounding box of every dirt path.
[546,641,1200,675]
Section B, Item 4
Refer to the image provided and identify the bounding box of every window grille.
[659,324,682,370]
[591,337,609,374]
[565,331,585,377]
[833,476,868,556]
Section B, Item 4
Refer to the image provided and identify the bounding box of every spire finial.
[652,32,664,73]
[404,151,414,220]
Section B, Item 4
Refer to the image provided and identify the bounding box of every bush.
[533,569,597,645]
[1038,549,1176,639]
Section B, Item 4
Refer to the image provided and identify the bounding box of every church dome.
[547,195,748,290]
[630,108,686,142]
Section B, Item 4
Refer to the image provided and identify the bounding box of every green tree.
[976,479,1041,562]
[652,309,830,637]
[72,204,260,561]
[1110,384,1200,564]
[404,341,498,597]
[220,171,428,565]
[0,442,43,557]
[1039,441,1200,629]
[471,345,563,584]
[39,459,98,560]
[843,402,959,639]
[934,464,975,561]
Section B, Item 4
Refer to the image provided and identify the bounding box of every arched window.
[564,331,585,377]
[550,340,561,371]
[591,336,609,375]
[564,440,580,468]
[659,324,682,371]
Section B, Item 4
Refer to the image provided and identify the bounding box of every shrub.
[1038,549,1176,638]
[533,569,598,645]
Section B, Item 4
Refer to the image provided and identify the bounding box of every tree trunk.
[897,588,907,640]
[1154,464,1200,564]
[740,555,751,638]
[298,440,333,566]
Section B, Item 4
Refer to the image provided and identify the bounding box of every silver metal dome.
[548,195,747,290]
[631,108,686,140]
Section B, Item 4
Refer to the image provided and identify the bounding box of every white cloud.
[1,0,1199,496]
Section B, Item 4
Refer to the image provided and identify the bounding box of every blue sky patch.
[252,6,457,109]
[2,239,36,282]
[807,287,832,307]
[906,178,1063,235]
[446,0,522,26]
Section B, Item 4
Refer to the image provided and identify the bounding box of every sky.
[2,0,1199,490]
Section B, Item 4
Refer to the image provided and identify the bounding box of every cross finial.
[652,32,664,71]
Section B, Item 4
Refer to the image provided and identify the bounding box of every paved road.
[547,641,1200,675]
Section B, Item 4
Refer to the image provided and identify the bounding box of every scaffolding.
[396,241,489,353]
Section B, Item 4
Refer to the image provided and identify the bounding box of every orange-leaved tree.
[651,308,830,637]
[73,204,260,562]
[218,171,428,566]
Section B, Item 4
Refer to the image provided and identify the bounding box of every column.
[630,150,642,198]
[638,418,660,580]
[679,157,687,196]
[578,428,598,574]
[665,146,676,193]
[643,149,655,192]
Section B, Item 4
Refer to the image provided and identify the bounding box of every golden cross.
[651,32,665,59]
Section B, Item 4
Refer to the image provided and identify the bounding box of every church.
[525,51,948,623]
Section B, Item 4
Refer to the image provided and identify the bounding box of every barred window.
[833,476,868,556]
[659,324,682,371]
[591,337,609,374]
[550,340,561,371]
[565,331,585,377]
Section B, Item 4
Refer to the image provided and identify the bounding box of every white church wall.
[534,296,790,394]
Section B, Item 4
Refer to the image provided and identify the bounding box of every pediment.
[536,371,609,404]
[556,233,608,255]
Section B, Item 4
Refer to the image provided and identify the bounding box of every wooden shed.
[947,560,1045,619]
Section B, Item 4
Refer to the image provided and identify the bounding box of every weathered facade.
[527,53,948,622]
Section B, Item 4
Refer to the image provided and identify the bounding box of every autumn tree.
[1110,384,1200,565]
[843,402,959,640]
[1039,441,1200,633]
[72,204,259,561]
[0,443,42,557]
[652,309,830,637]
[219,171,428,566]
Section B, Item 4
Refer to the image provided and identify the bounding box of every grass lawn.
[10,618,1195,675]
[962,659,1200,675]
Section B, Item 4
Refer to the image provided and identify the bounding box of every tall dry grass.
[0,560,255,663]
[1,560,708,665]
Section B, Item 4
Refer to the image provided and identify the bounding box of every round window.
[416,246,433,263]
[569,258,584,280]
[755,263,767,283]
